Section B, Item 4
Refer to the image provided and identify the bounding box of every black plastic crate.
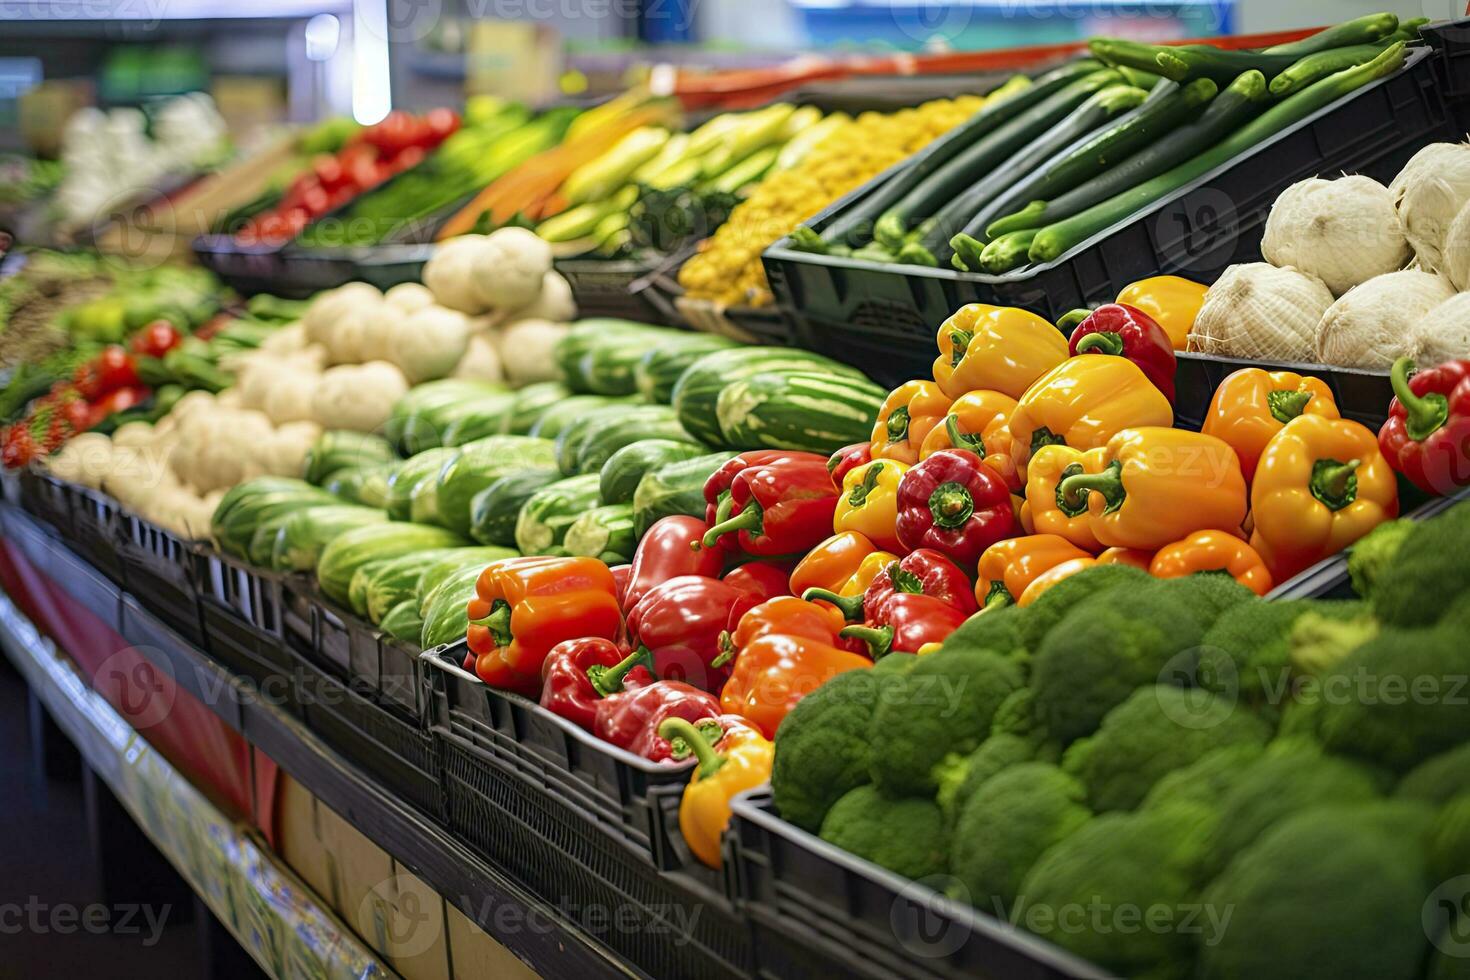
[16,469,72,535]
[378,634,430,723]
[269,572,323,663]
[438,726,754,979]
[117,514,205,647]
[422,641,699,867]
[557,255,674,325]
[1423,19,1470,127]
[729,789,1107,980]
[60,483,124,584]
[1171,353,1394,433]
[298,588,382,686]
[764,43,1457,387]
[194,550,301,707]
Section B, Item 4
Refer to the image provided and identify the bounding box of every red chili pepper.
[2,424,36,468]
[702,453,838,557]
[538,639,654,732]
[1379,357,1470,496]
[623,515,724,611]
[130,320,183,358]
[627,575,762,692]
[592,670,723,763]
[840,593,970,658]
[827,442,872,488]
[722,561,793,603]
[895,449,1017,566]
[802,547,977,622]
[1069,303,1176,403]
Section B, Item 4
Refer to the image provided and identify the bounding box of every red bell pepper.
[723,561,793,603]
[894,449,1017,566]
[592,671,723,763]
[801,547,977,622]
[1379,357,1470,495]
[538,639,654,731]
[130,320,183,359]
[627,575,762,692]
[704,450,807,530]
[702,452,838,556]
[609,563,632,607]
[623,515,723,611]
[827,442,872,488]
[630,712,754,764]
[841,593,970,658]
[1069,303,1176,403]
[713,595,868,667]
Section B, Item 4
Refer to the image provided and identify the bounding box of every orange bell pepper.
[1201,368,1341,482]
[871,380,951,465]
[1023,444,1105,552]
[1116,275,1208,351]
[975,534,1092,608]
[932,304,1069,400]
[720,633,872,737]
[660,716,773,868]
[1149,530,1274,596]
[1056,427,1248,551]
[919,389,1021,490]
[714,594,857,665]
[1017,557,1097,606]
[1249,415,1399,581]
[788,531,895,600]
[832,459,907,552]
[1096,547,1154,570]
[1007,356,1174,477]
[466,556,623,695]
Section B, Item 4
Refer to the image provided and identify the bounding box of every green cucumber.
[986,68,1270,240]
[631,451,738,538]
[419,566,483,649]
[1268,37,1402,96]
[562,504,637,564]
[1096,38,1302,85]
[469,468,563,547]
[599,438,706,505]
[361,549,460,623]
[384,448,459,523]
[316,522,468,604]
[555,404,673,475]
[385,380,509,455]
[354,463,399,510]
[325,462,398,505]
[350,559,393,618]
[434,435,558,536]
[635,334,739,403]
[440,391,520,446]
[527,394,637,439]
[966,230,1040,274]
[303,431,397,485]
[379,599,426,644]
[716,371,885,454]
[671,347,867,447]
[1262,13,1400,56]
[554,319,670,393]
[515,474,603,555]
[1029,44,1408,265]
[268,506,390,572]
[505,381,572,434]
[575,410,697,475]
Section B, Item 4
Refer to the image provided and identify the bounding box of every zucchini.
[349,559,393,618]
[801,64,1097,250]
[418,549,511,611]
[325,461,398,505]
[631,451,738,538]
[384,380,508,455]
[1261,13,1399,56]
[366,547,512,624]
[528,394,636,439]
[634,334,739,403]
[434,435,558,536]
[671,347,867,447]
[969,230,1040,274]
[986,68,1271,240]
[440,391,519,446]
[469,468,563,547]
[384,447,459,523]
[871,70,1122,250]
[419,565,483,650]
[575,409,698,475]
[1029,44,1409,265]
[563,504,637,564]
[268,505,390,572]
[716,372,885,454]
[515,474,602,555]
[317,522,468,604]
[555,405,674,475]
[554,319,670,393]
[1268,37,1401,97]
[505,381,572,434]
[379,599,426,644]
[303,431,396,485]
[355,462,399,510]
[599,438,707,505]
[212,484,341,557]
[903,82,1149,266]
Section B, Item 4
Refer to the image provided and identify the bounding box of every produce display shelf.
[0,502,638,980]
[1171,352,1393,432]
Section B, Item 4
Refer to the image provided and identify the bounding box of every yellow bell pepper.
[975,534,1092,608]
[919,389,1020,490]
[833,459,907,553]
[932,304,1069,400]
[1022,444,1104,552]
[1249,415,1399,582]
[1116,275,1208,351]
[1007,356,1174,477]
[659,717,773,868]
[1055,427,1248,551]
[789,531,897,601]
[871,380,951,465]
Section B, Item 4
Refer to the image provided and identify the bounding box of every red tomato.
[425,107,460,142]
[61,398,93,435]
[300,184,330,215]
[94,346,140,394]
[130,320,183,358]
[256,213,294,243]
[2,424,36,468]
[73,362,101,400]
[88,386,149,427]
[391,145,426,173]
[312,154,348,191]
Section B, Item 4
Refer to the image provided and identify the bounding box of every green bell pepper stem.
[658,717,726,778]
[1055,308,1093,333]
[839,623,894,659]
[1310,458,1360,510]
[1390,356,1449,442]
[928,481,975,529]
[983,581,1012,608]
[1057,460,1126,514]
[947,328,973,368]
[468,599,512,648]
[847,463,885,507]
[945,413,986,455]
[1073,331,1124,356]
[702,500,763,548]
[710,631,738,669]
[801,588,865,622]
[1267,388,1314,424]
[884,407,910,443]
[713,489,734,526]
[586,646,657,698]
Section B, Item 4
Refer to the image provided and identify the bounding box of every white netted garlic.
[1316,269,1456,369]
[1392,141,1470,273]
[1189,263,1333,361]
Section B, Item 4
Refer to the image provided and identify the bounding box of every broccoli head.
[1287,608,1381,676]
[818,785,947,880]
[936,733,1039,826]
[1397,743,1470,806]
[1197,598,1370,713]
[1347,517,1414,601]
[1197,737,1383,883]
[1016,563,1155,651]
[772,669,885,833]
[1142,742,1265,812]
[1429,910,1470,980]
[951,762,1091,916]
[1153,572,1255,629]
[1198,802,1435,980]
[868,645,1024,798]
[1014,802,1217,979]
[1315,624,1470,771]
[1031,584,1211,745]
[939,604,1030,663]
[1061,686,1270,812]
[1429,793,1470,884]
[1371,502,1470,627]
[990,686,1054,748]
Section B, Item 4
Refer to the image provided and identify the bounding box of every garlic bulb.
[1189,263,1332,361]
[1440,198,1470,292]
[1408,291,1470,367]
[1316,269,1456,369]
[1260,175,1409,296]
[1392,141,1470,273]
